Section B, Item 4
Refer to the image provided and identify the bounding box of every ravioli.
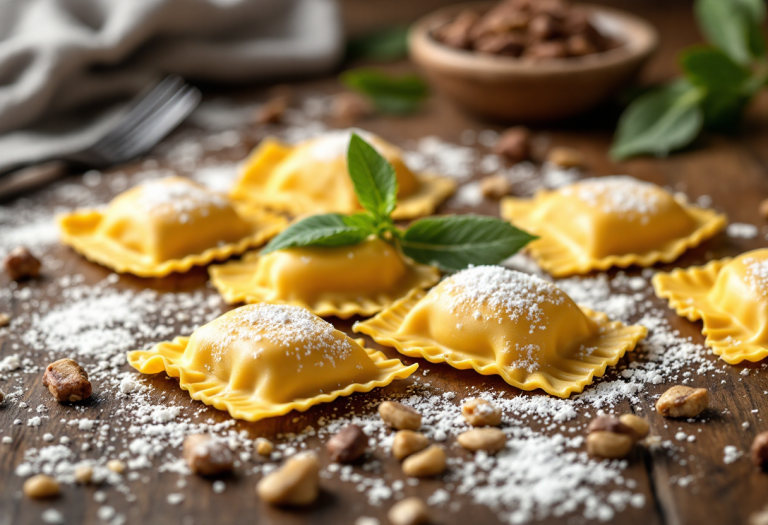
[501,176,726,277]
[59,177,286,277]
[653,248,768,364]
[209,238,440,318]
[355,266,647,398]
[127,303,417,421]
[230,129,456,220]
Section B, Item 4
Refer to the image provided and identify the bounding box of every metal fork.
[0,75,201,199]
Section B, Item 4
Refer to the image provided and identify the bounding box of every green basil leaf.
[342,212,379,233]
[261,214,370,254]
[340,69,428,114]
[346,26,409,62]
[695,0,764,64]
[347,133,398,220]
[399,215,537,271]
[610,80,704,160]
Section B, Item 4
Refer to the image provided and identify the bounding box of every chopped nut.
[587,431,633,459]
[435,10,480,49]
[255,437,274,456]
[256,452,320,506]
[750,504,768,525]
[331,92,373,125]
[42,358,92,403]
[4,246,41,281]
[523,41,568,60]
[23,474,60,499]
[751,431,768,468]
[656,386,709,418]
[760,198,768,219]
[107,459,126,474]
[74,464,93,484]
[474,33,525,56]
[255,96,288,125]
[462,398,502,427]
[388,497,431,525]
[392,430,429,461]
[379,401,422,431]
[0,389,4,403]
[493,127,531,163]
[587,416,633,437]
[183,434,235,476]
[401,445,446,477]
[457,428,506,453]
[547,146,583,168]
[619,414,650,441]
[480,174,512,199]
[0,313,9,328]
[327,424,368,463]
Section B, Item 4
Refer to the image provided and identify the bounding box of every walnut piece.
[462,398,502,427]
[392,430,429,461]
[23,474,60,499]
[4,246,41,281]
[586,431,633,459]
[655,386,709,418]
[457,428,506,453]
[379,401,422,431]
[257,452,320,506]
[401,445,446,477]
[183,434,235,476]
[326,424,368,463]
[42,358,92,403]
[388,497,431,525]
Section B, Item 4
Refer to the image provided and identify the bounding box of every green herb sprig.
[340,69,429,115]
[611,0,767,160]
[262,134,536,271]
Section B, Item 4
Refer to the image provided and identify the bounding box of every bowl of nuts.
[409,0,658,122]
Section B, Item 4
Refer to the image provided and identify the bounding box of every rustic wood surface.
[2,1,767,524]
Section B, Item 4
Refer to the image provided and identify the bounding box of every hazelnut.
[183,434,234,476]
[480,174,513,199]
[23,474,60,499]
[326,424,368,463]
[255,437,274,456]
[392,430,429,461]
[256,452,320,506]
[586,431,633,459]
[461,398,502,427]
[619,414,650,441]
[656,386,709,418]
[547,146,583,168]
[4,246,41,281]
[401,445,446,478]
[457,428,506,453]
[586,416,634,437]
[42,358,92,403]
[388,497,431,525]
[493,127,531,163]
[751,431,768,469]
[379,401,422,431]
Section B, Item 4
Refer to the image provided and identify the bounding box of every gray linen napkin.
[0,0,343,173]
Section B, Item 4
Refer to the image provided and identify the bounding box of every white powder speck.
[727,222,758,239]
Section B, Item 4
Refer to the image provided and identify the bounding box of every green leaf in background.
[610,80,705,160]
[346,26,410,62]
[347,133,398,220]
[261,214,371,254]
[695,0,766,65]
[340,68,429,114]
[399,215,537,272]
[681,46,754,130]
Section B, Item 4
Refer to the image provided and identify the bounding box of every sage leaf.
[347,133,398,220]
[399,215,537,271]
[261,214,371,254]
[340,69,428,114]
[695,0,765,64]
[346,26,409,62]
[610,80,704,160]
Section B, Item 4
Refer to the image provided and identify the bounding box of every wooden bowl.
[409,2,659,122]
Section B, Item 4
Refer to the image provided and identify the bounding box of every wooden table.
[1,1,767,524]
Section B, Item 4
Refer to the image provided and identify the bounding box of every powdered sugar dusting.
[562,176,661,220]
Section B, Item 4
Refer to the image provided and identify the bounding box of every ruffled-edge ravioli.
[127,303,417,421]
[59,177,287,277]
[653,248,768,364]
[209,238,440,318]
[501,176,726,277]
[230,129,456,220]
[355,266,647,398]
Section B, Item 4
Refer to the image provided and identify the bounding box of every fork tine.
[104,85,201,163]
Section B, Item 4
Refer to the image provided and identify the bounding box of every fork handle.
[0,161,68,201]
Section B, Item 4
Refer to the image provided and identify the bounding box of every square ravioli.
[127,304,417,421]
[229,129,456,220]
[653,248,768,364]
[209,238,440,318]
[501,176,726,276]
[59,177,287,277]
[354,266,647,398]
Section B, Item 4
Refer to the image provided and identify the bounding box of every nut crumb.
[462,398,502,427]
[388,496,431,525]
[547,146,583,168]
[75,464,94,484]
[0,313,9,328]
[183,434,234,476]
[586,431,633,459]
[42,358,92,403]
[619,414,650,441]
[23,474,60,499]
[760,199,768,220]
[255,96,289,125]
[656,386,709,418]
[493,126,531,163]
[392,430,429,461]
[107,459,126,474]
[331,92,373,124]
[4,246,41,281]
[457,428,506,453]
[751,431,768,468]
[479,174,512,199]
[256,452,320,506]
[379,401,422,431]
[327,424,368,463]
[401,445,446,478]
[255,437,274,456]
